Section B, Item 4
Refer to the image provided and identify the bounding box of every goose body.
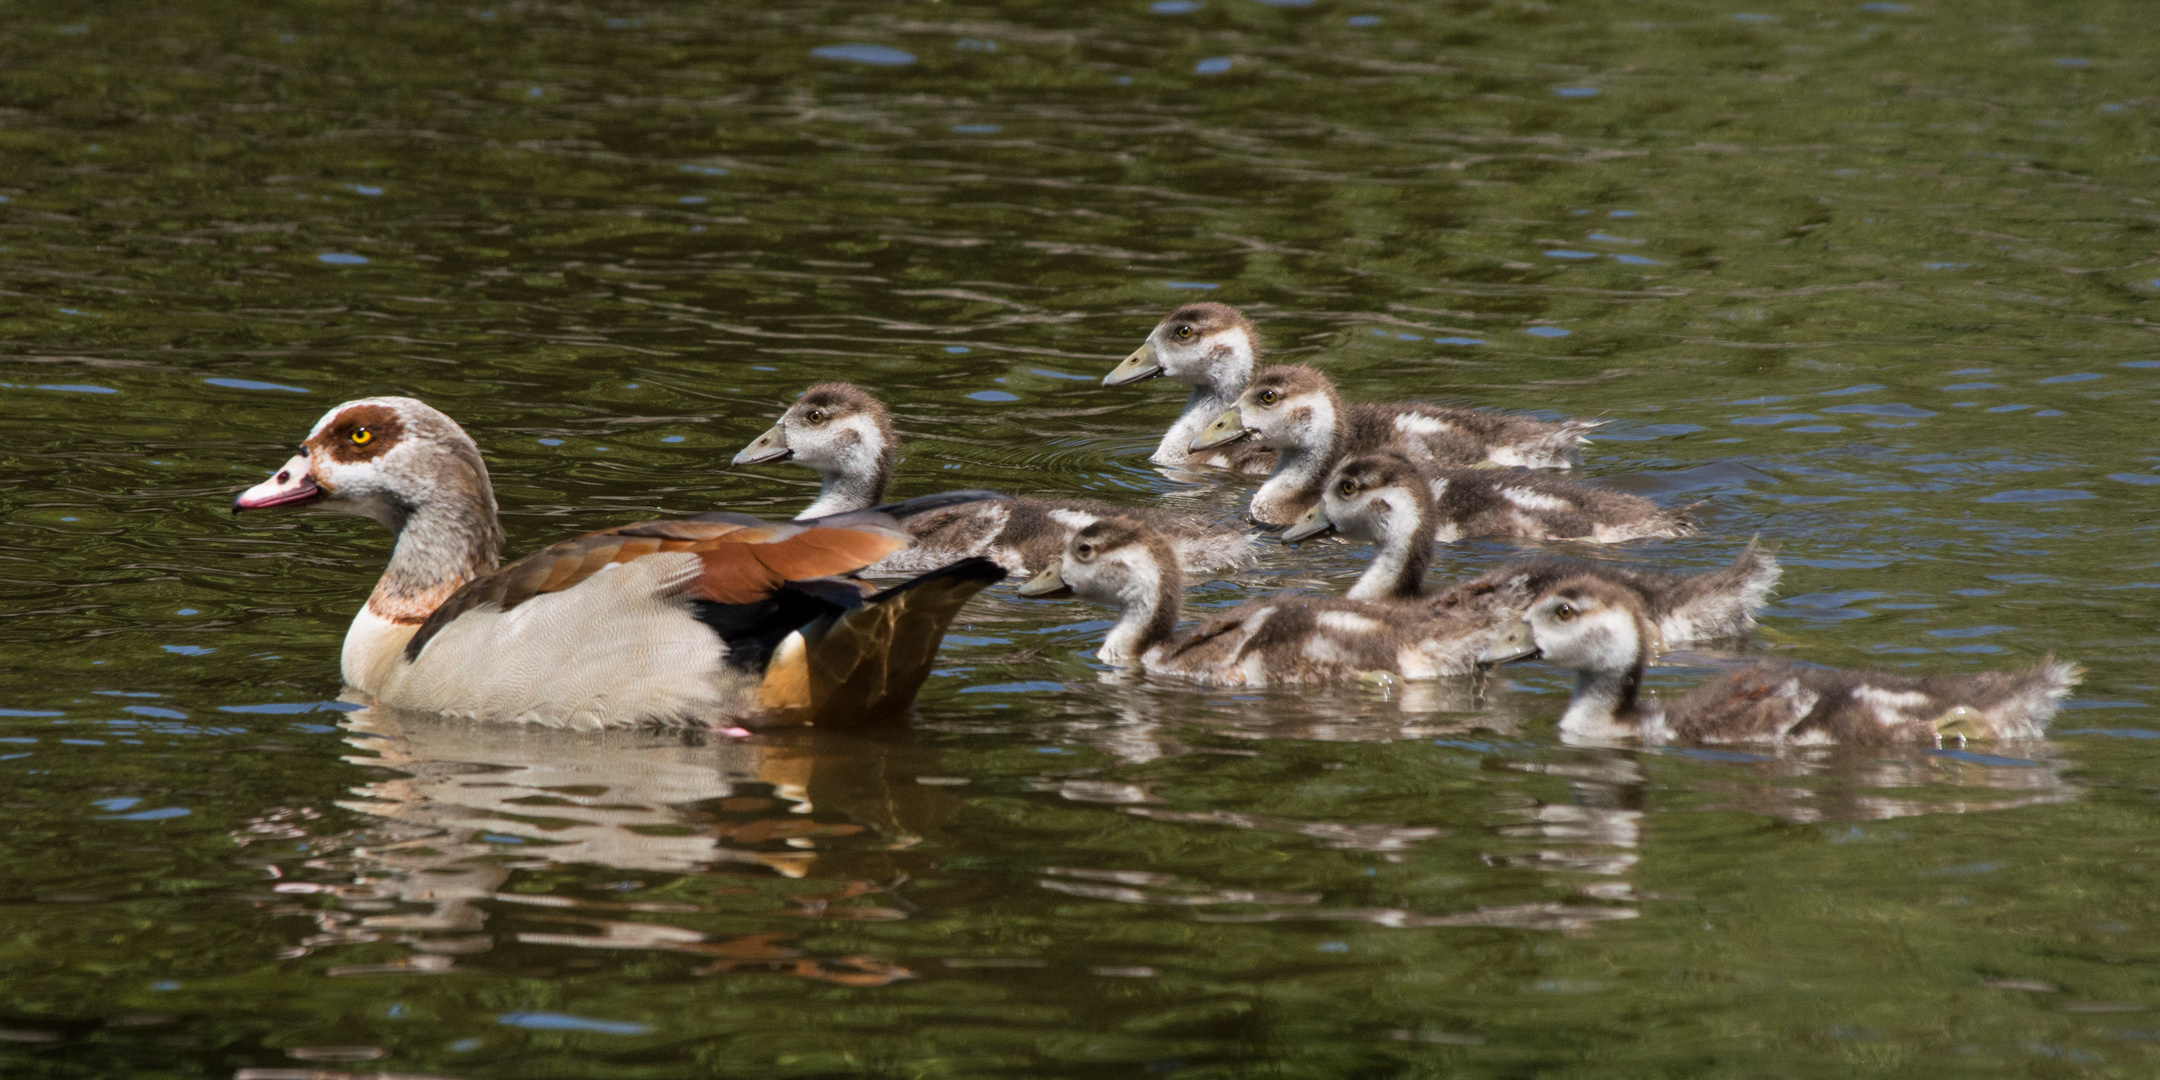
[1019,516,1489,686]
[733,382,1254,577]
[1106,306,1598,473]
[1290,452,1772,645]
[1480,576,2079,745]
[233,397,1003,729]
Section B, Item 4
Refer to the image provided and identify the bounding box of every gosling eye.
[1075,543,1094,561]
[805,409,828,424]
[1337,479,1357,497]
[349,427,373,446]
[1173,325,1194,340]
[1257,389,1279,406]
[1552,603,1576,622]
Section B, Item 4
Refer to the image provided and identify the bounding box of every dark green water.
[5,0,2160,1075]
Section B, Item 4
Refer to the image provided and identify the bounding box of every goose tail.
[762,557,1006,725]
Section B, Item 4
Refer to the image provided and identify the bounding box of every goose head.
[1020,517,1184,662]
[232,397,497,536]
[734,383,895,518]
[1285,452,1436,600]
[1483,576,1652,673]
[1192,364,1338,454]
[1104,302,1260,391]
[1021,517,1180,607]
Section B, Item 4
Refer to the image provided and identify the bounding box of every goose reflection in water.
[238,705,964,987]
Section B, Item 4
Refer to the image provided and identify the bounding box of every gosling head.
[732,382,892,474]
[1104,302,1260,389]
[1019,516,1181,611]
[1308,451,1434,546]
[1191,364,1338,454]
[1520,576,1654,675]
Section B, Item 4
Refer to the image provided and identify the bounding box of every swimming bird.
[1289,451,1772,645]
[1102,302,1276,473]
[731,382,1255,577]
[1018,515,1489,685]
[232,396,1004,729]
[1271,441,1688,542]
[1106,307,1599,473]
[1478,576,2080,745]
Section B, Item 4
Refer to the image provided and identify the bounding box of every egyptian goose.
[730,382,1255,577]
[1017,516,1489,685]
[1479,576,2080,745]
[1105,305,1599,472]
[1290,451,1775,645]
[231,396,1004,729]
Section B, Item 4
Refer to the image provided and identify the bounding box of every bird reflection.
[238,705,964,986]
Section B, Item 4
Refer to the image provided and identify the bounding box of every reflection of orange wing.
[407,513,911,660]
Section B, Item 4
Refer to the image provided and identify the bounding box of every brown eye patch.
[311,403,406,463]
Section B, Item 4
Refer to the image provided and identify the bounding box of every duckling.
[1107,306,1600,473]
[732,382,1255,578]
[1281,448,1689,544]
[1102,302,1276,473]
[1190,363,1599,485]
[1293,452,1774,643]
[230,396,1005,729]
[1478,576,2080,745]
[1017,516,1489,686]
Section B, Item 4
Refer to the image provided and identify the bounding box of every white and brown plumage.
[1102,303,1277,473]
[1291,452,1775,645]
[1280,447,1689,545]
[731,382,1254,578]
[232,396,1004,729]
[1479,576,2080,746]
[1105,306,1599,473]
[1017,516,1489,686]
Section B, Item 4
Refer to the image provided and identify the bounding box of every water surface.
[5,0,2160,1075]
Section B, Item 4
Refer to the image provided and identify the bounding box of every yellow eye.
[349,428,372,446]
[806,410,827,424]
[1553,604,1575,621]
[1174,325,1194,340]
[1258,389,1279,406]
[1337,479,1356,497]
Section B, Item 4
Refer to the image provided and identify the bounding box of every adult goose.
[731,382,1255,577]
[1104,305,1599,472]
[232,396,1004,729]
[1478,576,2080,745]
[1288,452,1775,646]
[1017,516,1489,685]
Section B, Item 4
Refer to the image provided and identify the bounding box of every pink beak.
[233,453,323,513]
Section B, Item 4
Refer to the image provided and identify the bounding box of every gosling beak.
[232,453,323,514]
[1101,341,1164,387]
[731,424,792,466]
[1188,405,1252,452]
[1280,502,1336,544]
[1016,563,1074,599]
[1476,620,1541,666]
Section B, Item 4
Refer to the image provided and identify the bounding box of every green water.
[5,0,2160,1075]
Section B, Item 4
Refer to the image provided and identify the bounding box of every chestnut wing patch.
[404,512,910,661]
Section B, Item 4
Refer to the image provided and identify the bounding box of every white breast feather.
[1303,635,1348,665]
[1851,685,1932,726]
[373,553,745,729]
[1394,413,1451,438]
[1317,611,1382,634]
[1501,487,1572,513]
[1769,679,1823,739]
